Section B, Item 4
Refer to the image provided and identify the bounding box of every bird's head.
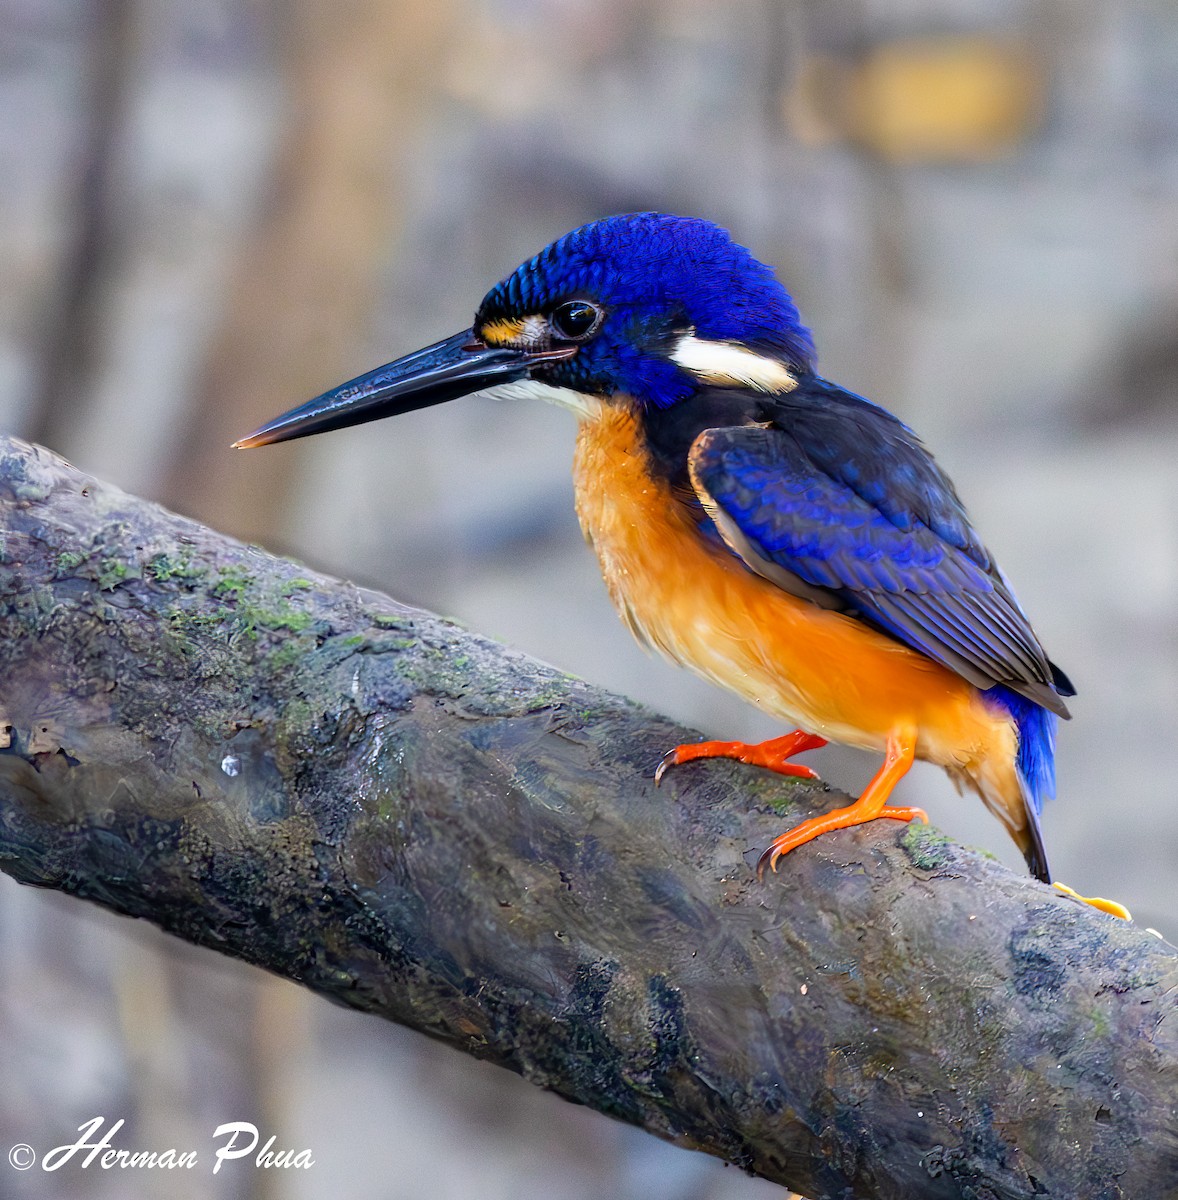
[234,213,815,447]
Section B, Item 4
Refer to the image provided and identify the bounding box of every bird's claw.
[755,844,783,880]
[653,748,680,787]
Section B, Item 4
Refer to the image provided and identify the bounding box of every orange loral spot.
[479,317,527,346]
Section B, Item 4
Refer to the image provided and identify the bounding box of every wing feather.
[688,416,1070,717]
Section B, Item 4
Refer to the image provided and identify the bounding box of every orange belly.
[572,404,1019,783]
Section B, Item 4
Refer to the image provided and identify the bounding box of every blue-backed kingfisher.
[235,212,1083,889]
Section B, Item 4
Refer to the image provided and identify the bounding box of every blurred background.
[2,0,1176,1196]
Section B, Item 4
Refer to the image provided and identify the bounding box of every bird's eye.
[550,300,602,341]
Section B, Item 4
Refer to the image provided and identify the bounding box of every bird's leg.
[757,724,927,878]
[655,729,827,786]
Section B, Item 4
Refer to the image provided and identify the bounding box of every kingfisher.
[234,212,1078,887]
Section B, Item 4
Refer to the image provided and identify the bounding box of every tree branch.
[0,435,1174,1200]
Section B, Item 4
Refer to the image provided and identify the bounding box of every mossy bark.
[0,435,1175,1200]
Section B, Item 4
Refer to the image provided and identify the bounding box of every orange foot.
[654,729,828,786]
[1053,882,1132,921]
[757,724,927,879]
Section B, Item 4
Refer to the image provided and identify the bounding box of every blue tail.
[983,684,1058,883]
[984,685,1059,815]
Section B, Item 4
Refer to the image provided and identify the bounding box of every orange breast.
[572,404,1016,776]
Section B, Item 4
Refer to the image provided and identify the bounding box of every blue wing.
[687,380,1072,717]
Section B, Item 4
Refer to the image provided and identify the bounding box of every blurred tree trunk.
[161,0,458,544]
[26,0,137,451]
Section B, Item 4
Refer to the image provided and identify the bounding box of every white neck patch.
[670,332,797,393]
[479,378,604,420]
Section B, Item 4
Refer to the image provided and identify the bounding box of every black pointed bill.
[233,329,576,449]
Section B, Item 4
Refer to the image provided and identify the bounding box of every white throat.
[480,379,605,420]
